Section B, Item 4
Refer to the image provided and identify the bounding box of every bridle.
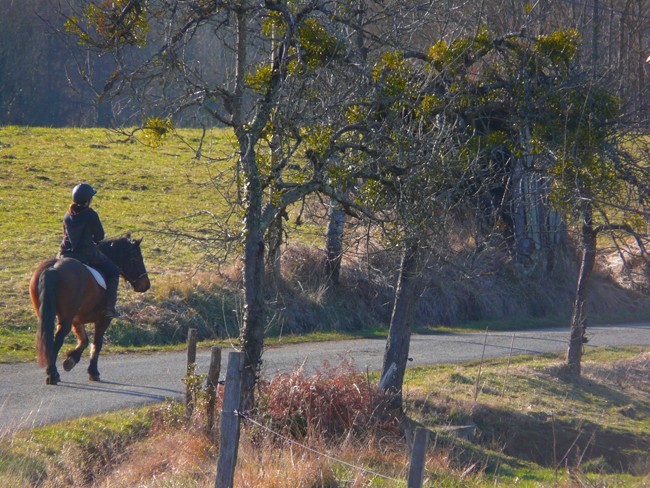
[121,269,149,286]
[115,243,148,285]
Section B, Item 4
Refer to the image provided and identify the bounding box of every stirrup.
[105,308,119,319]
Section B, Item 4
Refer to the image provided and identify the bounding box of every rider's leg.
[91,254,120,319]
[104,274,119,318]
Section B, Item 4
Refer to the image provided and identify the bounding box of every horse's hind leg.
[47,319,72,384]
[88,319,109,381]
[63,323,89,372]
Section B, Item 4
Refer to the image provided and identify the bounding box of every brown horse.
[30,236,151,385]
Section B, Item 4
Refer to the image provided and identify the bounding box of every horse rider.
[58,183,120,319]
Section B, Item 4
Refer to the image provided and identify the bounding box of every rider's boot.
[104,275,120,319]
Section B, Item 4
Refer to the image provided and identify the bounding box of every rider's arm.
[89,209,106,243]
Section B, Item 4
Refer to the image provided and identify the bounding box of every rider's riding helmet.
[72,183,97,205]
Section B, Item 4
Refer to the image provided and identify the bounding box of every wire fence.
[209,327,650,486]
[232,409,407,485]
[418,324,650,357]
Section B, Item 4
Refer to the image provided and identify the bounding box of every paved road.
[1,323,648,435]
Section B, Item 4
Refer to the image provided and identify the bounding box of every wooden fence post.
[186,328,198,416]
[207,346,222,436]
[407,427,429,488]
[215,351,244,488]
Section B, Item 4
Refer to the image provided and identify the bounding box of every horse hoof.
[88,374,100,382]
[46,373,60,385]
[63,357,77,372]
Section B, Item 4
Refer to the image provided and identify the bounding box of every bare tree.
[61,0,383,407]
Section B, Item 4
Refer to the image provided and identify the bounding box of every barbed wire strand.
[232,410,407,485]
[502,335,569,344]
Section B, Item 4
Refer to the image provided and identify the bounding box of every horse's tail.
[36,267,58,368]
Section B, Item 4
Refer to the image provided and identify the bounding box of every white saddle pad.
[84,265,107,290]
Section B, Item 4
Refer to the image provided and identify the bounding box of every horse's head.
[99,236,151,293]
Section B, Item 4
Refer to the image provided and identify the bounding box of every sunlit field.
[0,126,329,360]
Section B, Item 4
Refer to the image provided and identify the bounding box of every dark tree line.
[0,1,100,126]
[2,1,650,127]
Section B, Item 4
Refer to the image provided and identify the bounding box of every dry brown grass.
[94,429,215,487]
[83,360,411,488]
[234,434,406,487]
[583,352,650,406]
[598,239,650,293]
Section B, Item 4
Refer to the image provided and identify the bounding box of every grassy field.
[1,126,223,357]
[1,347,648,486]
[0,126,335,361]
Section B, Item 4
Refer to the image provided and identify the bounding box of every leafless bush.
[254,359,400,441]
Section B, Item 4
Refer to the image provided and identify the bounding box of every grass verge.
[2,346,648,487]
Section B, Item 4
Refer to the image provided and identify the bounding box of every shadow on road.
[57,380,181,401]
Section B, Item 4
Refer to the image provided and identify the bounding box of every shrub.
[256,359,379,440]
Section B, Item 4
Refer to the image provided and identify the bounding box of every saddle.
[83,265,107,290]
[56,254,107,290]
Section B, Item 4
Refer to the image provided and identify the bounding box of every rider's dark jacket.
[59,204,105,261]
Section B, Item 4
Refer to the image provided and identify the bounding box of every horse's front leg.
[63,323,89,372]
[88,319,109,381]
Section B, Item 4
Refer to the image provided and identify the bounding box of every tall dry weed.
[95,429,215,487]
[235,432,409,487]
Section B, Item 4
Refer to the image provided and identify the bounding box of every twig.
[474,327,489,402]
[500,334,516,398]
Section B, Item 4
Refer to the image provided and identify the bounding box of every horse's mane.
[99,235,132,244]
[97,235,138,261]
[98,235,136,247]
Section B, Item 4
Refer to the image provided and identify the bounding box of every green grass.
[1,126,221,316]
[2,127,212,358]
[0,127,251,359]
[0,406,153,487]
[406,347,650,485]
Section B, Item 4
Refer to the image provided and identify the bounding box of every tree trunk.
[637,2,644,113]
[567,206,597,376]
[265,212,283,295]
[325,197,345,288]
[380,241,422,409]
[266,134,283,295]
[512,125,537,268]
[511,125,565,273]
[240,171,266,410]
[234,6,267,411]
[592,0,600,77]
[511,157,531,266]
